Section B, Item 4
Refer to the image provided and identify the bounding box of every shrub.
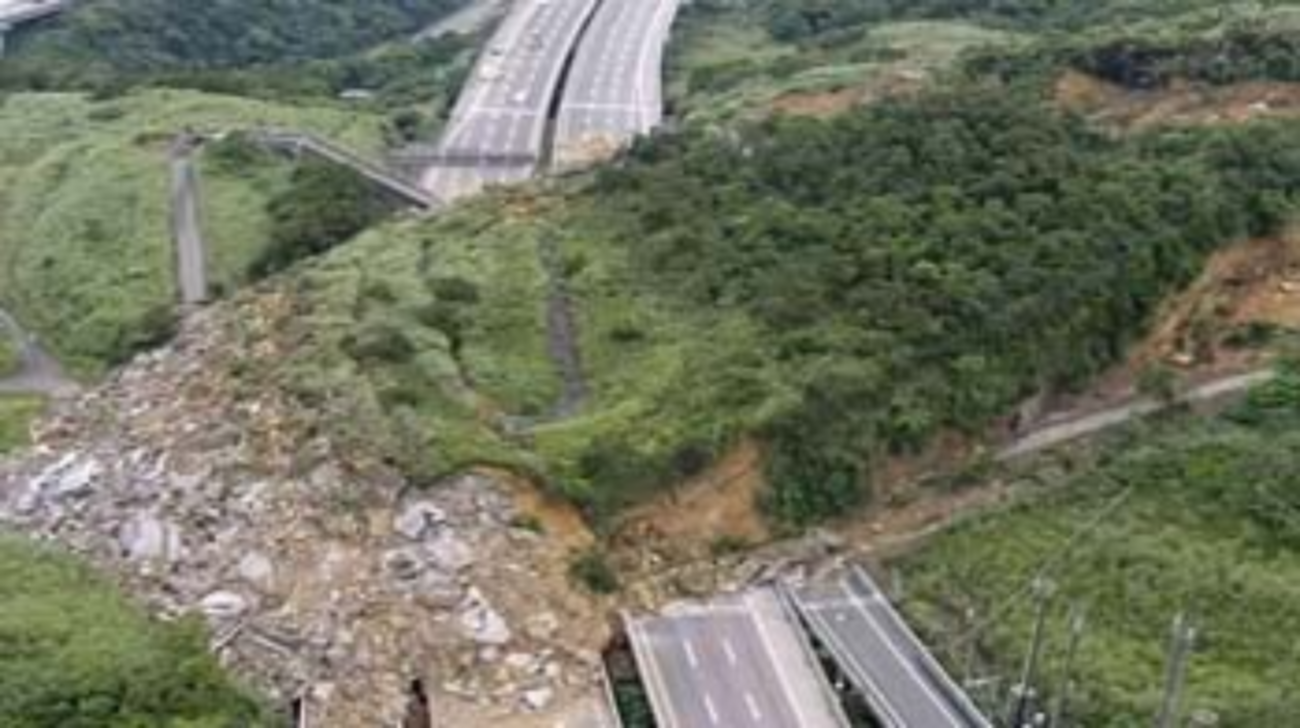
[568,548,620,595]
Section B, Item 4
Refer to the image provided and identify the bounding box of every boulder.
[118,513,185,563]
[394,501,447,541]
[521,687,554,712]
[200,590,249,622]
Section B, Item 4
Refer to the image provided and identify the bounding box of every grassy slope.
[0,534,271,725]
[0,90,386,375]
[0,338,17,378]
[667,6,1019,122]
[898,400,1300,725]
[269,190,763,510]
[0,396,44,454]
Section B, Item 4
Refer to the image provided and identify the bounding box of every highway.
[627,587,849,728]
[789,567,992,728]
[422,0,601,200]
[553,0,681,170]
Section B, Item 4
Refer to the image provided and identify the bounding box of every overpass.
[626,587,850,728]
[788,566,993,728]
[0,0,66,55]
[251,129,441,211]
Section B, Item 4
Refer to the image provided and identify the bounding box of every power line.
[954,481,1135,651]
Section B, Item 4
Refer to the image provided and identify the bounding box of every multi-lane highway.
[790,567,992,728]
[422,0,602,200]
[627,587,849,728]
[553,0,682,170]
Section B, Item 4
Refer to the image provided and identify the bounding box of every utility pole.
[1048,606,1086,728]
[1155,612,1197,728]
[1007,577,1053,727]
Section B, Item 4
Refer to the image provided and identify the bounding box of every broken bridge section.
[625,586,850,728]
[789,566,993,728]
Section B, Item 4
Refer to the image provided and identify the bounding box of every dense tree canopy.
[13,0,465,71]
[593,88,1300,523]
[756,0,1296,40]
[0,536,271,727]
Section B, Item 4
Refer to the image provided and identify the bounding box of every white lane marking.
[744,591,825,728]
[841,579,966,727]
[627,619,684,728]
[722,637,738,666]
[744,692,764,722]
[796,591,908,728]
[684,639,700,669]
[703,693,720,726]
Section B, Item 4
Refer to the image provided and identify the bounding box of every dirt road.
[997,369,1274,460]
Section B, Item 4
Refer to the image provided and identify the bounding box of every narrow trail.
[537,231,588,419]
[169,135,210,307]
[996,368,1273,460]
[0,307,77,396]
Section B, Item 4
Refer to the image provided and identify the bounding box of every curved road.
[553,0,682,170]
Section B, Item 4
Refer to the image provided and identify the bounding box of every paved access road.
[627,587,848,728]
[791,568,991,728]
[553,0,681,170]
[423,0,601,200]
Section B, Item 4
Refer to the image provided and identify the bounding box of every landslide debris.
[0,301,613,728]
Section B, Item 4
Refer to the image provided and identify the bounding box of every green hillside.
[250,83,1300,521]
[899,367,1300,725]
[0,90,388,376]
[0,535,272,726]
[10,0,466,71]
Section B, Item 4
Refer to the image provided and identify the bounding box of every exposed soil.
[767,69,928,119]
[1054,70,1300,130]
[610,439,770,565]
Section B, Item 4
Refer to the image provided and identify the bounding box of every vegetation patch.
[0,534,271,725]
[899,367,1300,725]
[0,90,386,375]
[0,338,18,379]
[668,3,1018,121]
[263,82,1299,526]
[0,396,44,454]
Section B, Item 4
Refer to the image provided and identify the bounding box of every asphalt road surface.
[791,568,990,728]
[554,0,681,169]
[423,0,600,200]
[628,587,848,728]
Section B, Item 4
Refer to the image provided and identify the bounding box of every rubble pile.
[0,307,611,727]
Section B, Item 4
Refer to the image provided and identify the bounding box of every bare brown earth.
[768,69,928,119]
[1054,70,1300,130]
